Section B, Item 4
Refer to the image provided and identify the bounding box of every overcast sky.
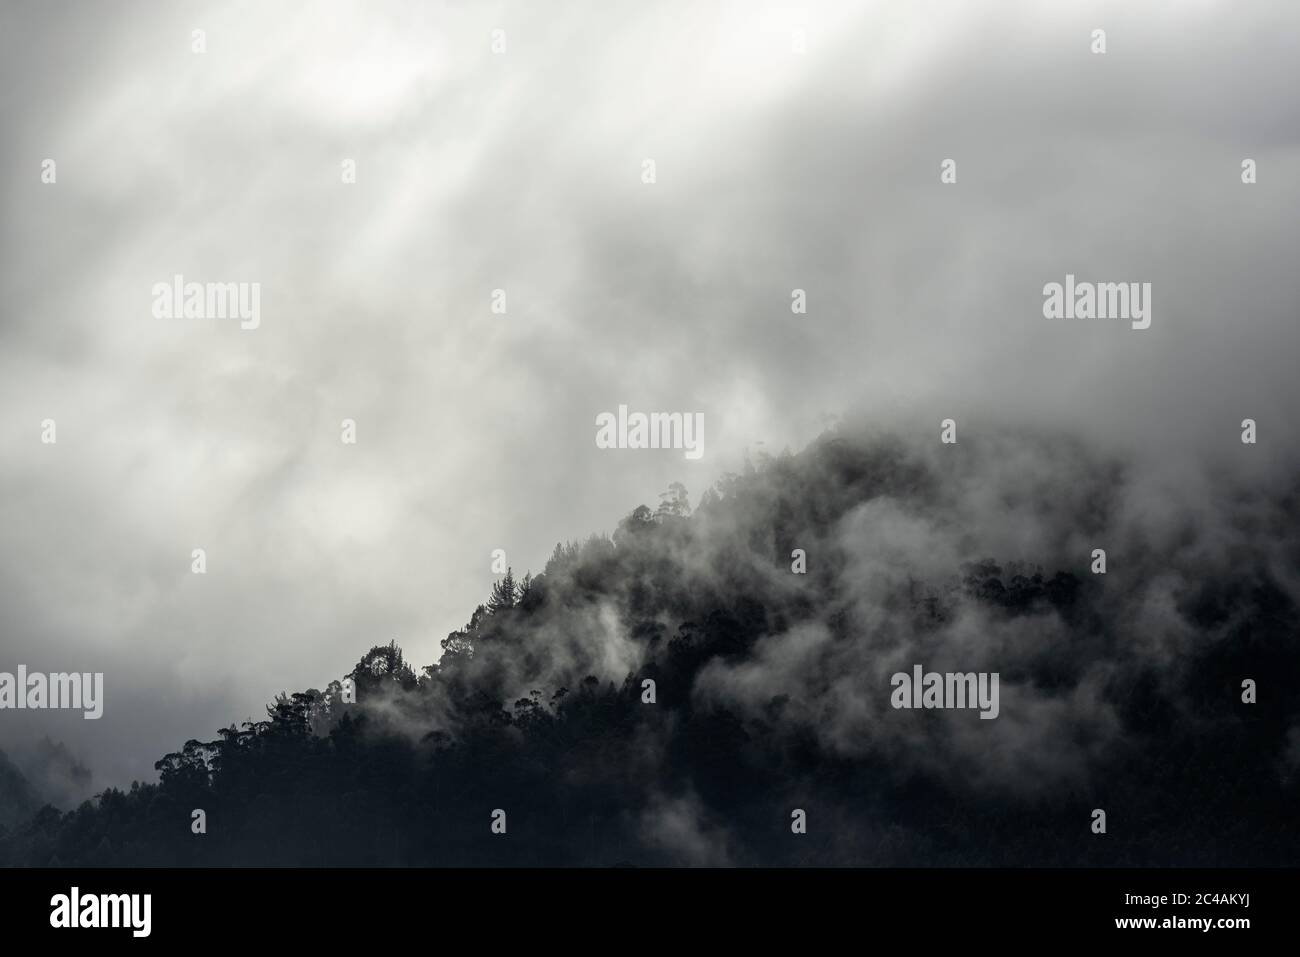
[1,0,1297,795]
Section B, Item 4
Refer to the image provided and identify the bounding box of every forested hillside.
[3,425,1296,866]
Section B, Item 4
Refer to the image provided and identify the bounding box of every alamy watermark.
[0,666,103,719]
[50,887,150,937]
[595,405,704,460]
[890,664,999,719]
[151,274,260,330]
[1042,274,1151,330]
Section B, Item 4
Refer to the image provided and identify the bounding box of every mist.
[1,0,1297,815]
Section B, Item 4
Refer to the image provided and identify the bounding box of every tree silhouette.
[488,567,517,614]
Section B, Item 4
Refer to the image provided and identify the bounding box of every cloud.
[1,0,1297,795]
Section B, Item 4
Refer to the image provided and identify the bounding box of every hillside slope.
[3,424,1297,866]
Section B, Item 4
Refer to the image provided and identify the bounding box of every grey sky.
[1,0,1297,794]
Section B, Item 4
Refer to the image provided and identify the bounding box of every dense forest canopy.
[2,424,1296,865]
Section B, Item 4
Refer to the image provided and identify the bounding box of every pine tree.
[488,567,516,613]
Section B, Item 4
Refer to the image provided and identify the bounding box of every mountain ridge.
[2,423,1296,866]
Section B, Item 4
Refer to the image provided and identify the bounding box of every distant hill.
[2,424,1297,866]
[0,750,42,833]
[7,737,92,811]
